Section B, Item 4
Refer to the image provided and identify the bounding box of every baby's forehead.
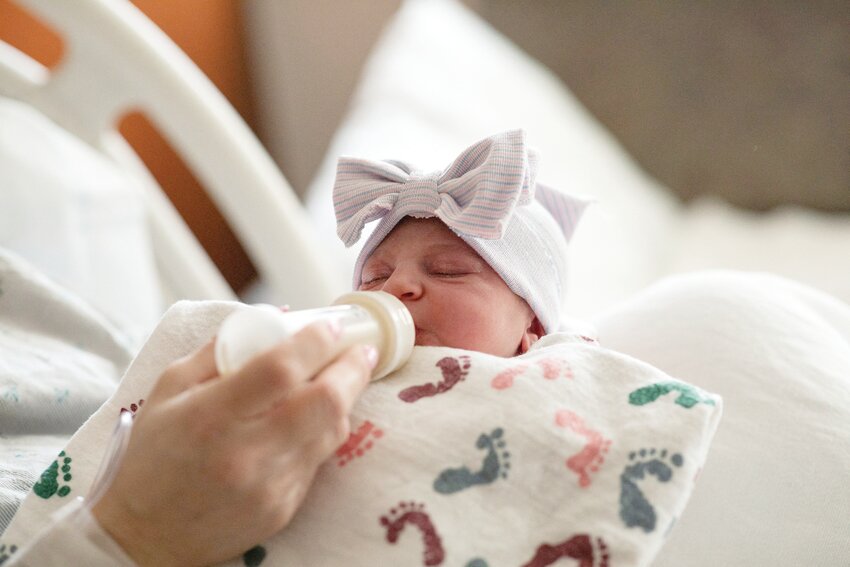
[368,217,484,262]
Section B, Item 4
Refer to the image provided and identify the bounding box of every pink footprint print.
[537,357,574,381]
[491,363,529,390]
[522,534,609,567]
[492,357,573,390]
[555,410,611,488]
[336,420,383,467]
[399,356,471,403]
[380,501,445,566]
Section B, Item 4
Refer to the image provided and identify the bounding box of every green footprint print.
[33,451,73,499]
[243,545,266,566]
[629,381,715,409]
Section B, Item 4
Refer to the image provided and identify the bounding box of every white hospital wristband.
[7,497,136,566]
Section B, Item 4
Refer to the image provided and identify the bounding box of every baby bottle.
[215,291,415,381]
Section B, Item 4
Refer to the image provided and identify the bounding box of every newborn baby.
[335,128,585,357]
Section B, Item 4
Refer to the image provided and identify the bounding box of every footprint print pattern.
[490,363,529,390]
[555,410,611,488]
[120,399,145,416]
[336,420,383,467]
[619,448,684,532]
[33,450,73,499]
[399,356,471,403]
[0,544,18,566]
[433,428,510,494]
[380,501,445,566]
[491,357,573,390]
[629,382,715,409]
[537,357,575,381]
[2,384,19,403]
[522,534,609,567]
[242,545,266,566]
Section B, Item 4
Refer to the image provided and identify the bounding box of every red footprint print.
[555,410,611,488]
[336,420,383,467]
[120,399,145,417]
[522,534,609,567]
[399,356,471,403]
[379,501,445,566]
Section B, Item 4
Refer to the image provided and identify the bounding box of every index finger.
[147,340,218,403]
[205,321,344,418]
[256,344,376,457]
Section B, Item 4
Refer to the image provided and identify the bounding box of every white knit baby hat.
[333,129,589,333]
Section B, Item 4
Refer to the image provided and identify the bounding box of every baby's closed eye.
[360,274,388,288]
[427,260,481,278]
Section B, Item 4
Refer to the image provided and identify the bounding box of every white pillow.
[670,196,850,306]
[305,0,682,318]
[0,97,162,347]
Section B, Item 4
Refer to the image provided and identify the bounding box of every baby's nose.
[380,269,423,301]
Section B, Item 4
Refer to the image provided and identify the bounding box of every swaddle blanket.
[1,301,722,567]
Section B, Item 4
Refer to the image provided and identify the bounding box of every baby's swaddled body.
[2,300,721,567]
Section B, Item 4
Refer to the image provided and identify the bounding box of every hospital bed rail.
[0,0,344,308]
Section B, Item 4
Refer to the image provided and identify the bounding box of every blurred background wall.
[244,0,849,212]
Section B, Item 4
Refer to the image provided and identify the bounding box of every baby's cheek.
[457,306,512,351]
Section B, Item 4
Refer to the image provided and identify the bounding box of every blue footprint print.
[434,428,510,494]
[619,448,683,532]
[0,544,18,566]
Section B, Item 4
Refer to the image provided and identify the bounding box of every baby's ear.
[519,317,546,354]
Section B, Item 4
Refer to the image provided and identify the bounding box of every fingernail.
[327,319,342,340]
[363,345,379,369]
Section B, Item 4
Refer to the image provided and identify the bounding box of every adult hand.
[92,322,377,566]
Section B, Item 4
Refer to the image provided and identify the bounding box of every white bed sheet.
[0,96,163,348]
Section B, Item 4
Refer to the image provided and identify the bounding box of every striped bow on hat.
[335,130,538,245]
[332,129,589,333]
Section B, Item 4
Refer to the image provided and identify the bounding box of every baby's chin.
[414,328,444,347]
[415,328,520,357]
[414,329,481,352]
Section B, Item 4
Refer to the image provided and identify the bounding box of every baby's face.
[359,218,542,356]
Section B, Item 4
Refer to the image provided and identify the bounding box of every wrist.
[91,496,180,567]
